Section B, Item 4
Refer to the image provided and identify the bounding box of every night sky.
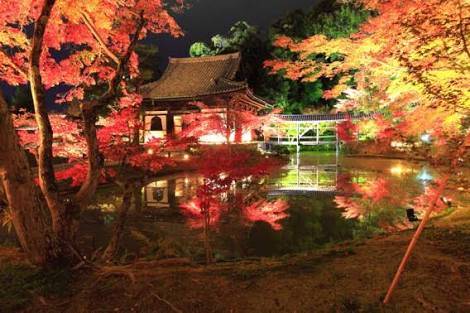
[157,0,319,61]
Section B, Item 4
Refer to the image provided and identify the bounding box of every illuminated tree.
[12,102,190,262]
[265,0,469,160]
[0,0,182,266]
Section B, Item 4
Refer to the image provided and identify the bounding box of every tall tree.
[0,0,182,266]
[0,90,59,265]
[190,21,270,91]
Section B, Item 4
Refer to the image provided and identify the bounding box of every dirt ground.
[1,204,466,313]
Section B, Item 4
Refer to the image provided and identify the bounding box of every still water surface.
[77,153,445,261]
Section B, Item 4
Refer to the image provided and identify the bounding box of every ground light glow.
[420,133,432,143]
[199,130,253,144]
[390,165,414,176]
[416,168,433,182]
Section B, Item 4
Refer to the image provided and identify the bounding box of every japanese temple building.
[140,52,270,143]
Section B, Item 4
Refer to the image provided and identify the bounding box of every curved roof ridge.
[141,52,244,100]
[168,52,241,64]
[218,77,247,87]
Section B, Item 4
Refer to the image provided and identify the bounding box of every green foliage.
[189,42,213,57]
[211,34,231,53]
[270,1,370,39]
[262,0,371,113]
[309,5,370,39]
[135,43,161,83]
[303,81,325,104]
[204,21,259,55]
[189,21,270,91]
[0,264,72,312]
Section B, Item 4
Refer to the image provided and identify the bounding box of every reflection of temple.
[144,176,199,209]
[268,158,339,196]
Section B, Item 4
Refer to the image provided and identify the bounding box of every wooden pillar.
[296,122,300,155]
[316,123,320,145]
[167,112,175,136]
[335,121,340,160]
[296,153,300,187]
[277,125,280,145]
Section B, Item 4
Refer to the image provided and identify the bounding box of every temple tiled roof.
[141,53,247,101]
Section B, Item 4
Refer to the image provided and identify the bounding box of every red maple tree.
[179,145,284,262]
[0,0,183,266]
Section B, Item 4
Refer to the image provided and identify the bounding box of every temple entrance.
[150,116,163,131]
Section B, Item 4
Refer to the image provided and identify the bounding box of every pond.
[74,153,454,262]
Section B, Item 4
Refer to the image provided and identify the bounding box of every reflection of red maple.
[194,146,283,194]
[354,178,390,203]
[412,179,448,214]
[334,196,364,219]
[336,173,356,194]
[180,197,225,230]
[335,176,391,220]
[179,146,284,230]
[243,199,289,231]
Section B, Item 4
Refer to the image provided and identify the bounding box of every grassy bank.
[1,206,469,313]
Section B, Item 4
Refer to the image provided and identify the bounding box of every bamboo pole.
[383,178,447,304]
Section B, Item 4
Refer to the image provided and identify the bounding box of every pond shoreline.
[1,208,469,313]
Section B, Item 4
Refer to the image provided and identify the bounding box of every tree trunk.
[101,184,133,262]
[75,109,102,207]
[133,185,143,214]
[29,0,73,243]
[0,92,60,266]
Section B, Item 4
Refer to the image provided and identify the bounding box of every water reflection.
[72,153,453,262]
[143,176,197,209]
[268,161,339,196]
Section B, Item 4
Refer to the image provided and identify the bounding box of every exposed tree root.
[147,283,183,313]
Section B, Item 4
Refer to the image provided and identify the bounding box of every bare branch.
[80,10,120,64]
